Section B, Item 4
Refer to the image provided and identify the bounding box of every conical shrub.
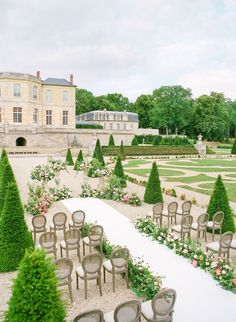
[4,248,66,322]
[207,175,235,233]
[231,139,236,154]
[131,136,139,146]
[113,156,126,187]
[1,148,8,161]
[152,136,159,146]
[144,162,163,204]
[65,148,74,165]
[119,140,125,160]
[93,139,105,166]
[0,160,16,217]
[0,181,34,272]
[108,134,115,146]
[74,150,84,170]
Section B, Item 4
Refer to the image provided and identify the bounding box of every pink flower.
[192,259,198,267]
[123,195,130,203]
[215,268,221,276]
[233,278,236,286]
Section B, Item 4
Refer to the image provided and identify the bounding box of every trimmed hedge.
[102,145,198,156]
[231,139,236,154]
[93,139,105,166]
[65,148,74,165]
[108,134,115,146]
[0,159,16,217]
[113,156,126,187]
[131,136,139,146]
[76,124,103,129]
[135,135,191,146]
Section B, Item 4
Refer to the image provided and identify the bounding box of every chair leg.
[66,248,69,258]
[76,272,79,289]
[54,248,57,260]
[168,217,170,228]
[103,267,106,283]
[98,277,102,296]
[112,273,115,292]
[33,231,36,245]
[83,242,85,256]
[125,270,129,289]
[77,246,81,262]
[60,246,63,258]
[197,230,199,241]
[68,282,73,303]
[84,279,88,300]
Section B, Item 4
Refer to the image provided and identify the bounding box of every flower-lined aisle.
[135,218,236,293]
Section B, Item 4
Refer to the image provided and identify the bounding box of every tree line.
[76,86,236,141]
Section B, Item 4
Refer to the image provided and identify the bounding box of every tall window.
[13,107,22,123]
[46,90,52,103]
[33,109,38,124]
[46,110,52,125]
[109,123,113,130]
[33,86,37,100]
[63,91,68,103]
[63,110,68,125]
[13,84,21,97]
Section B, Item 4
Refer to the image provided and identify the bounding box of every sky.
[1,0,236,101]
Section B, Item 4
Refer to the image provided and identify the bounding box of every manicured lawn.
[166,159,236,167]
[125,168,185,177]
[169,166,236,173]
[166,174,216,184]
[123,160,151,168]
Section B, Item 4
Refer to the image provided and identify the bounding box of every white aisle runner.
[62,198,236,322]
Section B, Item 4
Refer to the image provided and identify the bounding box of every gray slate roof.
[43,78,74,86]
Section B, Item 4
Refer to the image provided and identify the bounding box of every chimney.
[70,74,73,84]
[36,70,40,79]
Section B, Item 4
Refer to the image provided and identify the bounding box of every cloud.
[1,0,236,101]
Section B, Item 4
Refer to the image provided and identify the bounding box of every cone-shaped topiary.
[207,175,235,233]
[131,136,139,146]
[152,136,159,146]
[108,134,115,146]
[65,148,74,165]
[0,161,16,217]
[231,139,236,154]
[0,181,34,272]
[1,148,8,161]
[93,139,105,166]
[74,150,84,170]
[119,140,125,160]
[4,248,66,322]
[144,162,163,204]
[113,156,126,187]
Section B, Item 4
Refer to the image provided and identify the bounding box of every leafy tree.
[207,175,235,233]
[151,86,192,135]
[108,134,115,146]
[0,160,16,217]
[65,148,74,165]
[93,95,114,111]
[93,139,105,166]
[113,156,126,187]
[74,150,84,170]
[75,88,96,115]
[4,249,66,322]
[231,139,236,154]
[144,162,163,204]
[104,93,130,111]
[131,136,139,146]
[132,94,155,128]
[119,140,125,160]
[0,181,34,272]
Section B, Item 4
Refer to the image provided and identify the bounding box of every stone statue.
[88,137,97,156]
[194,134,206,155]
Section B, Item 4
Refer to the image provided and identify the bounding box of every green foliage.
[1,148,8,161]
[65,148,74,165]
[108,134,115,146]
[74,150,84,170]
[76,124,103,129]
[152,136,160,145]
[231,139,236,154]
[119,140,125,160]
[207,175,235,233]
[4,249,66,322]
[0,182,34,272]
[131,94,155,128]
[93,139,105,166]
[75,88,96,115]
[113,156,126,187]
[144,162,163,204]
[131,136,139,146]
[102,145,198,156]
[0,160,16,217]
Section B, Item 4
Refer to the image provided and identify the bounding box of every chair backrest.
[72,210,85,226]
[151,289,176,318]
[73,309,104,322]
[153,203,164,216]
[182,200,192,215]
[64,228,80,246]
[181,215,193,231]
[197,213,209,228]
[53,212,67,227]
[39,231,57,249]
[110,247,130,270]
[213,211,224,225]
[89,225,103,243]
[114,300,141,322]
[219,232,233,252]
[54,258,73,281]
[168,202,178,214]
[32,215,46,230]
[82,253,103,276]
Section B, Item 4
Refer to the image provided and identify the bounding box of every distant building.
[76,109,139,131]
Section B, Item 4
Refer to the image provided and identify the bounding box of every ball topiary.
[144,162,163,204]
[4,248,66,322]
[65,148,74,165]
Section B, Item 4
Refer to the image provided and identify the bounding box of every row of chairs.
[73,288,176,322]
[54,247,130,302]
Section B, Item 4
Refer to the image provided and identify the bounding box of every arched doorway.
[16,137,27,146]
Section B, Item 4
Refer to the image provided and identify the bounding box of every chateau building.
[76,110,139,131]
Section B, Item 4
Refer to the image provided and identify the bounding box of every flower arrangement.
[48,158,66,173]
[134,217,236,293]
[49,186,73,201]
[31,165,55,182]
[25,184,53,216]
[87,158,111,178]
[75,160,90,171]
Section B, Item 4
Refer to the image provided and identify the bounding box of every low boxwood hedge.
[76,124,103,129]
[102,145,198,156]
